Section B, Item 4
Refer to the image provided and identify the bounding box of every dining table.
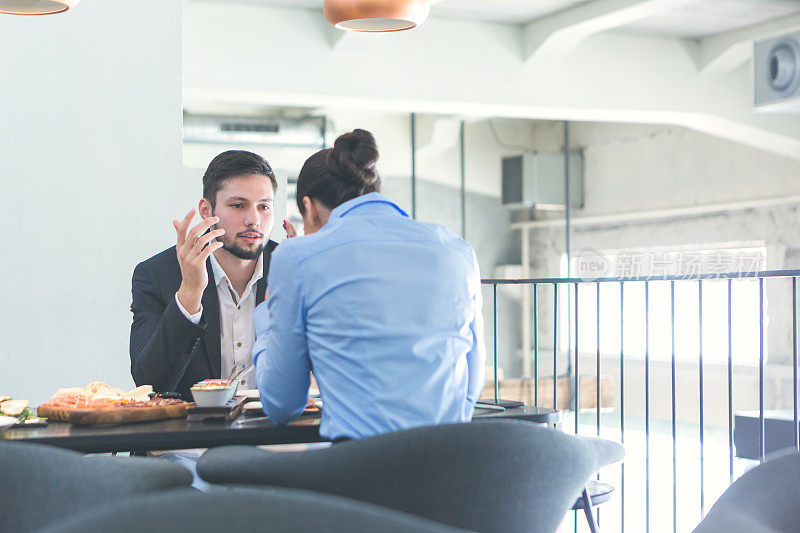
[1,405,560,454]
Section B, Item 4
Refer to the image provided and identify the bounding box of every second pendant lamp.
[0,0,78,15]
[323,0,430,32]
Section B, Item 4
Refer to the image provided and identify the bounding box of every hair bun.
[326,129,380,190]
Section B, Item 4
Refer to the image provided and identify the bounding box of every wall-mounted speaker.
[755,30,800,114]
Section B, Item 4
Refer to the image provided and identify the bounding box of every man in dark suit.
[130,150,280,399]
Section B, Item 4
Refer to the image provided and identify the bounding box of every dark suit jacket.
[129,241,279,399]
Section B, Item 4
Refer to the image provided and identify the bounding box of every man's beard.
[212,222,264,260]
[222,239,264,260]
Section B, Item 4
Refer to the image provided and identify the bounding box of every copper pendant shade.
[0,0,78,15]
[324,0,430,32]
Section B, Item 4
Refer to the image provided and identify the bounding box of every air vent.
[501,152,583,210]
[219,122,280,134]
[183,114,325,146]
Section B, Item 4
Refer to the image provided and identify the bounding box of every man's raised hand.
[173,209,224,314]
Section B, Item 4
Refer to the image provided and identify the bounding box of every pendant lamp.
[323,0,430,32]
[0,0,78,15]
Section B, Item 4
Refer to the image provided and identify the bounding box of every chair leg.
[581,486,599,533]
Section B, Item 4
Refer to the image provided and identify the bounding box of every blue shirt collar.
[329,192,409,219]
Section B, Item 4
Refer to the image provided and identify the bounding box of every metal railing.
[482,269,800,532]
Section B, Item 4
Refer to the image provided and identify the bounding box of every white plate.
[0,415,17,432]
[237,389,261,401]
[238,388,319,396]
[242,400,320,415]
[243,400,262,411]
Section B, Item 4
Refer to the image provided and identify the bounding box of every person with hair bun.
[252,129,486,441]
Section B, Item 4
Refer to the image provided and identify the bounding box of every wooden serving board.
[36,404,189,426]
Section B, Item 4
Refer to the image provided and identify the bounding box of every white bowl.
[191,385,236,408]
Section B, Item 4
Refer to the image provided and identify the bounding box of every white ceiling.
[240,0,800,38]
[621,0,800,39]
[428,0,592,24]
[184,0,800,160]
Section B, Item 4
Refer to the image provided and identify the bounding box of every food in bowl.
[190,380,237,407]
[191,379,233,391]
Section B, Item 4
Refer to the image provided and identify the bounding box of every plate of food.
[237,385,319,404]
[236,389,261,402]
[304,397,322,414]
[0,415,17,432]
[241,397,321,417]
[242,400,264,416]
[0,396,47,428]
[36,382,190,425]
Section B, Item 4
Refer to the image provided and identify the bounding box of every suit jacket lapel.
[202,260,222,378]
[255,240,278,306]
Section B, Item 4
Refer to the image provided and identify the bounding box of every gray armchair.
[41,486,468,533]
[693,450,800,533]
[198,419,624,533]
[0,441,192,532]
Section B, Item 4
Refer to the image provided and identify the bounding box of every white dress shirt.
[176,253,263,388]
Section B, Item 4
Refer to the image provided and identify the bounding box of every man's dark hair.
[202,150,277,207]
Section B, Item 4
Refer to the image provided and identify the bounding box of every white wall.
[530,122,800,214]
[0,1,183,403]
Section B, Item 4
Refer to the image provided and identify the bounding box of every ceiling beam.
[522,0,693,62]
[697,13,800,75]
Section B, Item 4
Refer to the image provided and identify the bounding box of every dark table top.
[1,405,560,454]
[734,409,800,460]
[736,409,797,421]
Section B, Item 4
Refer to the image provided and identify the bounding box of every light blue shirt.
[252,192,486,440]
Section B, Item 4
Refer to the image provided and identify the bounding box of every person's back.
[284,193,483,439]
[253,130,486,440]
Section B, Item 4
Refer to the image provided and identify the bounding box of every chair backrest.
[0,441,192,532]
[197,419,624,533]
[40,486,470,533]
[693,450,800,533]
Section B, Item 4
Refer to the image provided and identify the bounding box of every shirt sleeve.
[174,293,203,325]
[252,246,311,424]
[465,251,487,406]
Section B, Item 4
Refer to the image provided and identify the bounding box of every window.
[565,245,767,365]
